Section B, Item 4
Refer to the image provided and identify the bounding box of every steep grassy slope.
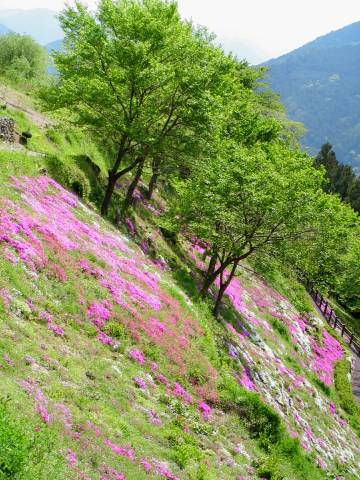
[0,87,360,479]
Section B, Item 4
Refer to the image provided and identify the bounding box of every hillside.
[265,21,360,170]
[0,82,360,479]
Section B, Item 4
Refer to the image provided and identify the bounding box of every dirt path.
[352,356,360,404]
[0,83,53,129]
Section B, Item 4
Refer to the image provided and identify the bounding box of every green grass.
[334,359,360,436]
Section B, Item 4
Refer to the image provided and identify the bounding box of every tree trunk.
[146,157,161,200]
[213,259,239,317]
[101,171,118,216]
[101,139,127,216]
[121,158,145,218]
[200,251,218,298]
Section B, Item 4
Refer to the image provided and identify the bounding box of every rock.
[0,117,16,143]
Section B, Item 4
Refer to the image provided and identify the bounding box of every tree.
[0,33,48,83]
[168,141,325,315]
[41,0,233,216]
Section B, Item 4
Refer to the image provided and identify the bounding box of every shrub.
[219,376,284,449]
[46,156,90,200]
[104,321,126,339]
[334,359,358,414]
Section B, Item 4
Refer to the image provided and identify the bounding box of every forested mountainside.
[265,21,360,170]
[1,1,360,479]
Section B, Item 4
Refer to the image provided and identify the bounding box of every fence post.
[349,334,354,347]
[334,316,338,329]
[341,324,346,337]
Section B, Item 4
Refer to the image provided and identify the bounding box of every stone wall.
[0,117,16,143]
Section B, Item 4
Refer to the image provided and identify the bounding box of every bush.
[46,156,90,200]
[219,376,284,449]
[334,359,360,418]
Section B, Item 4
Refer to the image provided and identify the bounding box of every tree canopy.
[0,33,48,83]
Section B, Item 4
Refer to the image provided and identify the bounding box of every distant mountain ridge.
[0,24,11,35]
[265,21,360,170]
[0,9,62,45]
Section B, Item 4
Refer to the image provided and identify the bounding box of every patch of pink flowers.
[173,382,193,404]
[198,401,211,420]
[310,331,343,385]
[104,439,135,462]
[128,349,145,365]
[237,367,256,391]
[133,377,147,389]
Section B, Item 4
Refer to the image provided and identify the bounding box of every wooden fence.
[309,287,360,355]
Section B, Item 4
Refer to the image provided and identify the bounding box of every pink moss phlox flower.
[104,439,135,462]
[150,361,158,371]
[66,449,77,467]
[100,465,126,480]
[48,323,65,336]
[36,403,51,423]
[98,332,114,346]
[311,331,343,386]
[152,257,168,270]
[156,373,170,387]
[3,354,14,366]
[149,317,167,336]
[128,349,145,365]
[140,240,149,255]
[148,410,162,425]
[238,367,256,391]
[125,218,136,236]
[87,301,112,328]
[0,288,11,308]
[140,458,152,472]
[153,461,180,480]
[317,456,327,470]
[198,401,211,420]
[173,382,193,404]
[133,377,147,389]
[55,403,73,429]
[329,402,336,415]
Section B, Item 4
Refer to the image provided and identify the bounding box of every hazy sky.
[2,0,360,61]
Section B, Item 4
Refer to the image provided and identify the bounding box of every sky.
[1,0,360,62]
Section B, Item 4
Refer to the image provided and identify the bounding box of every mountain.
[45,39,63,53]
[0,23,11,34]
[265,21,360,170]
[0,8,62,45]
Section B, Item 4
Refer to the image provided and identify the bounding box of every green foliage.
[0,397,66,479]
[268,316,291,341]
[334,359,360,434]
[0,398,29,479]
[219,376,283,449]
[0,34,48,84]
[46,156,90,199]
[103,321,127,339]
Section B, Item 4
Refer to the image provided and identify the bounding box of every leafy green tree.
[336,233,360,313]
[41,0,232,216]
[168,141,325,315]
[0,34,48,83]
